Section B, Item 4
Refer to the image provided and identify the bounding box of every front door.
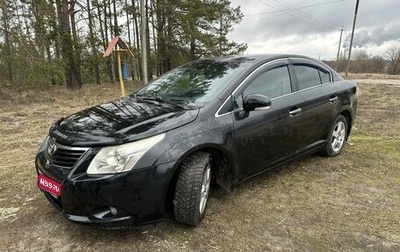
[233,62,303,181]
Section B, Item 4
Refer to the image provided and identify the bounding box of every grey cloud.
[232,0,356,40]
[229,0,400,57]
[343,23,400,49]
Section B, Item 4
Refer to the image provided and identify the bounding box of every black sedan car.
[35,54,357,228]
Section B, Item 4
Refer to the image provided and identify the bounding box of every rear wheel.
[173,152,212,226]
[322,115,348,157]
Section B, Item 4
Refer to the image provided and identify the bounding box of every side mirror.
[243,94,271,111]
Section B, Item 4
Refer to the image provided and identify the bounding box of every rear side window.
[319,68,331,83]
[294,65,321,90]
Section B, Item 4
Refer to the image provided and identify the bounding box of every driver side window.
[242,65,291,99]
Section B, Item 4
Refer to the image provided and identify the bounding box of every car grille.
[47,138,89,169]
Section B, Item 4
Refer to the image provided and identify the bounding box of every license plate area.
[38,174,62,196]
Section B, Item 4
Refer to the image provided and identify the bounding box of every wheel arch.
[164,144,235,214]
[340,109,353,140]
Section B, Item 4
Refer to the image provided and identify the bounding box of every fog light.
[93,207,118,219]
[110,207,118,216]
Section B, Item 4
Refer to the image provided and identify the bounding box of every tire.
[173,152,212,226]
[322,115,348,157]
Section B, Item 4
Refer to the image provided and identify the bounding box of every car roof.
[210,54,321,63]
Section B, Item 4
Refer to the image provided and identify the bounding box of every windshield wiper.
[134,94,189,109]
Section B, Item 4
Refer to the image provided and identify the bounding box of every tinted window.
[319,68,331,83]
[243,66,291,99]
[295,65,321,90]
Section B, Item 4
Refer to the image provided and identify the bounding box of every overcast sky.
[228,0,400,60]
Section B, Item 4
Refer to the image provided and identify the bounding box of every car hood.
[49,97,199,146]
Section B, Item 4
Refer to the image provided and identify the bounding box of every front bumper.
[36,147,175,228]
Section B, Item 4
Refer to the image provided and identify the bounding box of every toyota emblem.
[48,142,57,156]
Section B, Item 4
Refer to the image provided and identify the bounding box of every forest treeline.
[2,0,400,91]
[325,47,400,75]
[0,0,247,90]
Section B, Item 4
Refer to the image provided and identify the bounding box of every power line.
[256,0,295,18]
[238,0,344,31]
[246,0,344,17]
[272,0,340,29]
[251,0,341,29]
[255,0,329,29]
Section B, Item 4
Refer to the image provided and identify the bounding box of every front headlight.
[87,133,165,174]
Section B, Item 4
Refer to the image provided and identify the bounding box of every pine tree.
[153,0,247,74]
[0,0,247,89]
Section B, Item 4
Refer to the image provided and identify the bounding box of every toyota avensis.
[35,54,357,228]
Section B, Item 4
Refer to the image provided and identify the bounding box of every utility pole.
[335,26,344,71]
[140,0,148,84]
[345,0,360,77]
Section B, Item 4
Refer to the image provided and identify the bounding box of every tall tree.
[86,0,100,84]
[386,44,400,75]
[1,1,13,84]
[153,0,247,75]
[31,0,58,85]
[0,0,248,89]
[69,0,82,86]
[107,0,116,83]
[128,0,141,80]
[370,55,385,73]
[60,0,80,89]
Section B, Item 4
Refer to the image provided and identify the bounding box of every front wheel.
[173,152,212,226]
[322,115,348,157]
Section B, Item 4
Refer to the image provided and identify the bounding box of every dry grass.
[0,78,399,251]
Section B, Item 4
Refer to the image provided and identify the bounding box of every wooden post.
[116,49,126,96]
[345,0,360,77]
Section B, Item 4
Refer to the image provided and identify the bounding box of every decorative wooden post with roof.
[103,36,136,96]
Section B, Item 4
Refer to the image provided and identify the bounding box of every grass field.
[0,77,399,251]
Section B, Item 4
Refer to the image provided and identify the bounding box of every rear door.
[290,58,338,150]
[232,60,303,181]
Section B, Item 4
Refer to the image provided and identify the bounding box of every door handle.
[329,96,339,103]
[289,108,302,117]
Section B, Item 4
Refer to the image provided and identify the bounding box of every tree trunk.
[132,0,141,80]
[156,0,171,75]
[1,3,13,84]
[69,1,82,86]
[87,0,100,84]
[31,0,56,85]
[45,43,56,85]
[190,35,196,60]
[60,0,80,89]
[140,0,148,83]
[95,1,106,46]
[113,0,120,82]
[126,0,136,80]
[52,0,61,60]
[145,0,151,79]
[108,0,116,83]
[150,1,158,76]
[113,0,119,36]
[104,0,115,84]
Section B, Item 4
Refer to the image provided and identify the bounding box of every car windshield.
[133,57,254,106]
